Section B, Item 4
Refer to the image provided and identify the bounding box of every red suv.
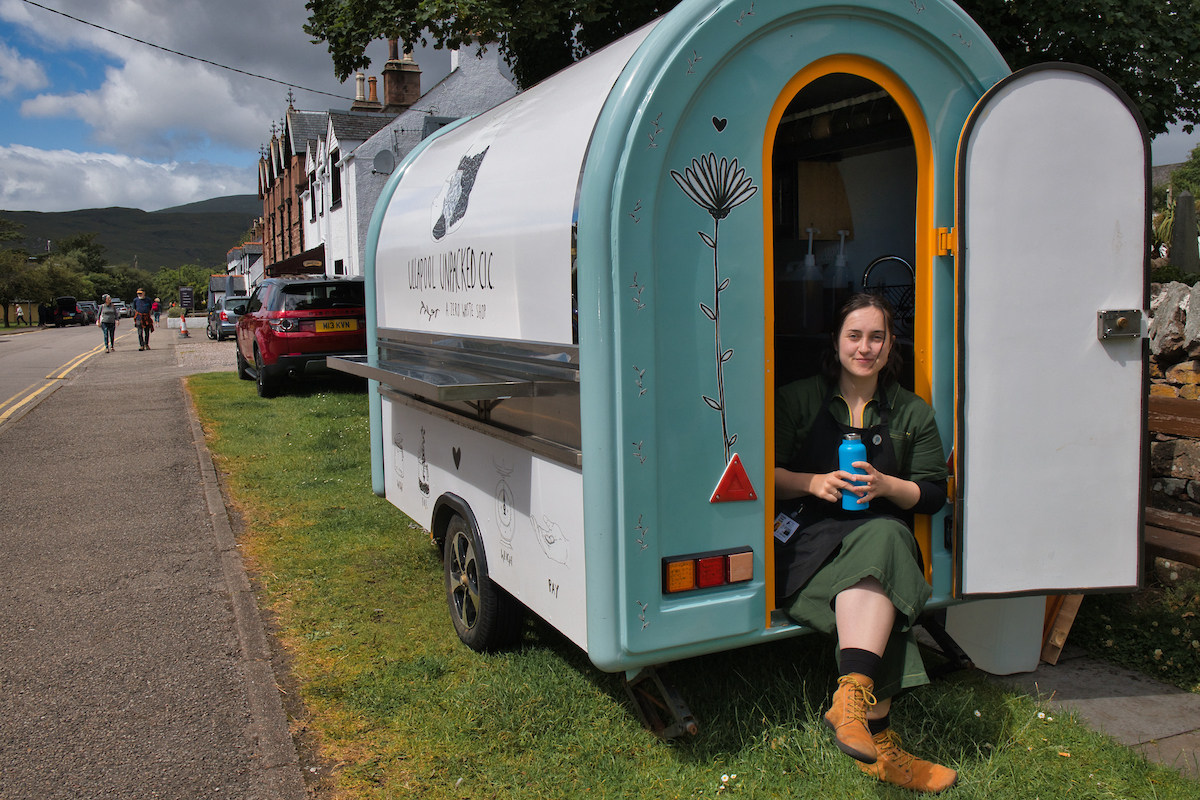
[234,276,367,397]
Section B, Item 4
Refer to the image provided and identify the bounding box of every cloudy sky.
[0,0,451,212]
[1,0,1198,213]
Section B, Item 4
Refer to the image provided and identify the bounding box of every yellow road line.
[2,339,110,424]
[0,381,42,416]
[0,381,59,423]
[47,343,105,379]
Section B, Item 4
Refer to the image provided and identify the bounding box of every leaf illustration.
[718,278,730,291]
[699,232,716,248]
[727,434,738,447]
[703,395,722,411]
[721,349,734,362]
[699,303,716,320]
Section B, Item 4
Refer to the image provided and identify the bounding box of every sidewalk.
[0,327,304,799]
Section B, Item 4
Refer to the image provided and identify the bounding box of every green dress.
[776,376,948,700]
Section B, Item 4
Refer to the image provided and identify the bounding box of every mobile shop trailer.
[334,0,1148,714]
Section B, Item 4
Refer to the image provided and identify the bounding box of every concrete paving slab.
[990,652,1200,778]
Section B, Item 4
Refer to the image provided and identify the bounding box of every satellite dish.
[373,149,395,175]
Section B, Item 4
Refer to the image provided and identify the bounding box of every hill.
[154,195,262,215]
[0,196,260,270]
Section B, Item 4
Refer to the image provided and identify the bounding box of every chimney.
[368,76,379,104]
[382,38,421,114]
[351,70,382,112]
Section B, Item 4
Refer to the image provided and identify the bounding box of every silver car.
[207,295,248,341]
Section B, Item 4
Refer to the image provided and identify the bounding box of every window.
[309,171,317,221]
[280,281,364,310]
[330,148,342,209]
[334,259,345,276]
[246,287,264,313]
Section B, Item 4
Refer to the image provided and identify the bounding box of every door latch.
[1097,309,1143,340]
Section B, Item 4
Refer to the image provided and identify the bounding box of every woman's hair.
[820,292,903,385]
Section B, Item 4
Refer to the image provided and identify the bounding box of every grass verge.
[189,372,1199,799]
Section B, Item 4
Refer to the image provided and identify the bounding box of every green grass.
[1072,577,1200,692]
[188,372,1199,799]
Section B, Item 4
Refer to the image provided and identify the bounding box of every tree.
[55,232,108,273]
[152,264,214,310]
[303,0,679,89]
[956,0,1200,136]
[0,249,41,327]
[306,0,1200,132]
[0,217,24,243]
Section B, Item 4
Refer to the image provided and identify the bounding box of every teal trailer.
[334,0,1148,696]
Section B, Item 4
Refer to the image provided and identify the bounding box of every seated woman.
[774,293,955,793]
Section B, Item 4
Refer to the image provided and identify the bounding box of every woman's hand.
[809,470,861,503]
[849,461,921,509]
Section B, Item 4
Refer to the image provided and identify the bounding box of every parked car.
[207,295,248,341]
[53,296,86,326]
[234,277,367,397]
[77,300,98,324]
[111,298,128,317]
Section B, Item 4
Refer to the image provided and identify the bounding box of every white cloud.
[0,0,446,211]
[0,39,47,96]
[0,144,255,211]
[21,51,274,159]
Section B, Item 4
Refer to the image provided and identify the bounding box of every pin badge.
[872,434,883,446]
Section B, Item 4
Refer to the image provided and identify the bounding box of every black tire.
[444,513,522,651]
[236,343,252,380]
[206,322,217,340]
[254,347,277,398]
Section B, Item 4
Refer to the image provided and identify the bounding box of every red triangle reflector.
[710,453,757,503]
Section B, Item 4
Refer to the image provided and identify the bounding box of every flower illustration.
[672,153,758,220]
[671,152,759,465]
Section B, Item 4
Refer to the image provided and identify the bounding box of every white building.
[299,41,518,279]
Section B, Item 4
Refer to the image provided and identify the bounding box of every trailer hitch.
[622,665,699,738]
[917,609,975,678]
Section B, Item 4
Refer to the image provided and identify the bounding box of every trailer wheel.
[444,513,522,651]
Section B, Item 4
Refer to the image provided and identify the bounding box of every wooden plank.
[1145,507,1200,538]
[1040,594,1084,665]
[1149,395,1200,437]
[1145,525,1200,569]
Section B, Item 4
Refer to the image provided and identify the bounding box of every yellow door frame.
[762,55,936,621]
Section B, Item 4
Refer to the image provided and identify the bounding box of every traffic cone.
[179,313,189,337]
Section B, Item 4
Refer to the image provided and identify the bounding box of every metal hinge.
[935,227,957,257]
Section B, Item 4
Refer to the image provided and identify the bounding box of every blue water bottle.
[839,433,868,511]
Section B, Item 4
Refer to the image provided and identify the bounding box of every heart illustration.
[712,116,728,132]
[452,447,462,469]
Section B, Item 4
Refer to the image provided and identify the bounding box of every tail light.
[219,310,228,322]
[662,547,754,594]
[269,317,300,332]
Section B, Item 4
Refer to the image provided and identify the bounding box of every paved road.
[0,328,303,799]
[0,324,123,429]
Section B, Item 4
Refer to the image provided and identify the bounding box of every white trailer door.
[955,64,1147,596]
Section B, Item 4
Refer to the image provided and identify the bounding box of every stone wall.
[1149,282,1200,514]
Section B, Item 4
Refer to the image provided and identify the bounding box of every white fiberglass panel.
[958,66,1145,595]
[374,24,657,345]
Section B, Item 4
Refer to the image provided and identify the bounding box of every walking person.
[97,295,119,352]
[15,304,27,326]
[152,297,161,324]
[132,288,154,350]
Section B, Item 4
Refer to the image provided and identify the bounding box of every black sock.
[868,713,890,735]
[838,648,882,682]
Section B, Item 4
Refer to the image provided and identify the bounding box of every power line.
[19,0,353,101]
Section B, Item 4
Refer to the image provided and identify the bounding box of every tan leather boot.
[857,729,958,793]
[822,673,878,763]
